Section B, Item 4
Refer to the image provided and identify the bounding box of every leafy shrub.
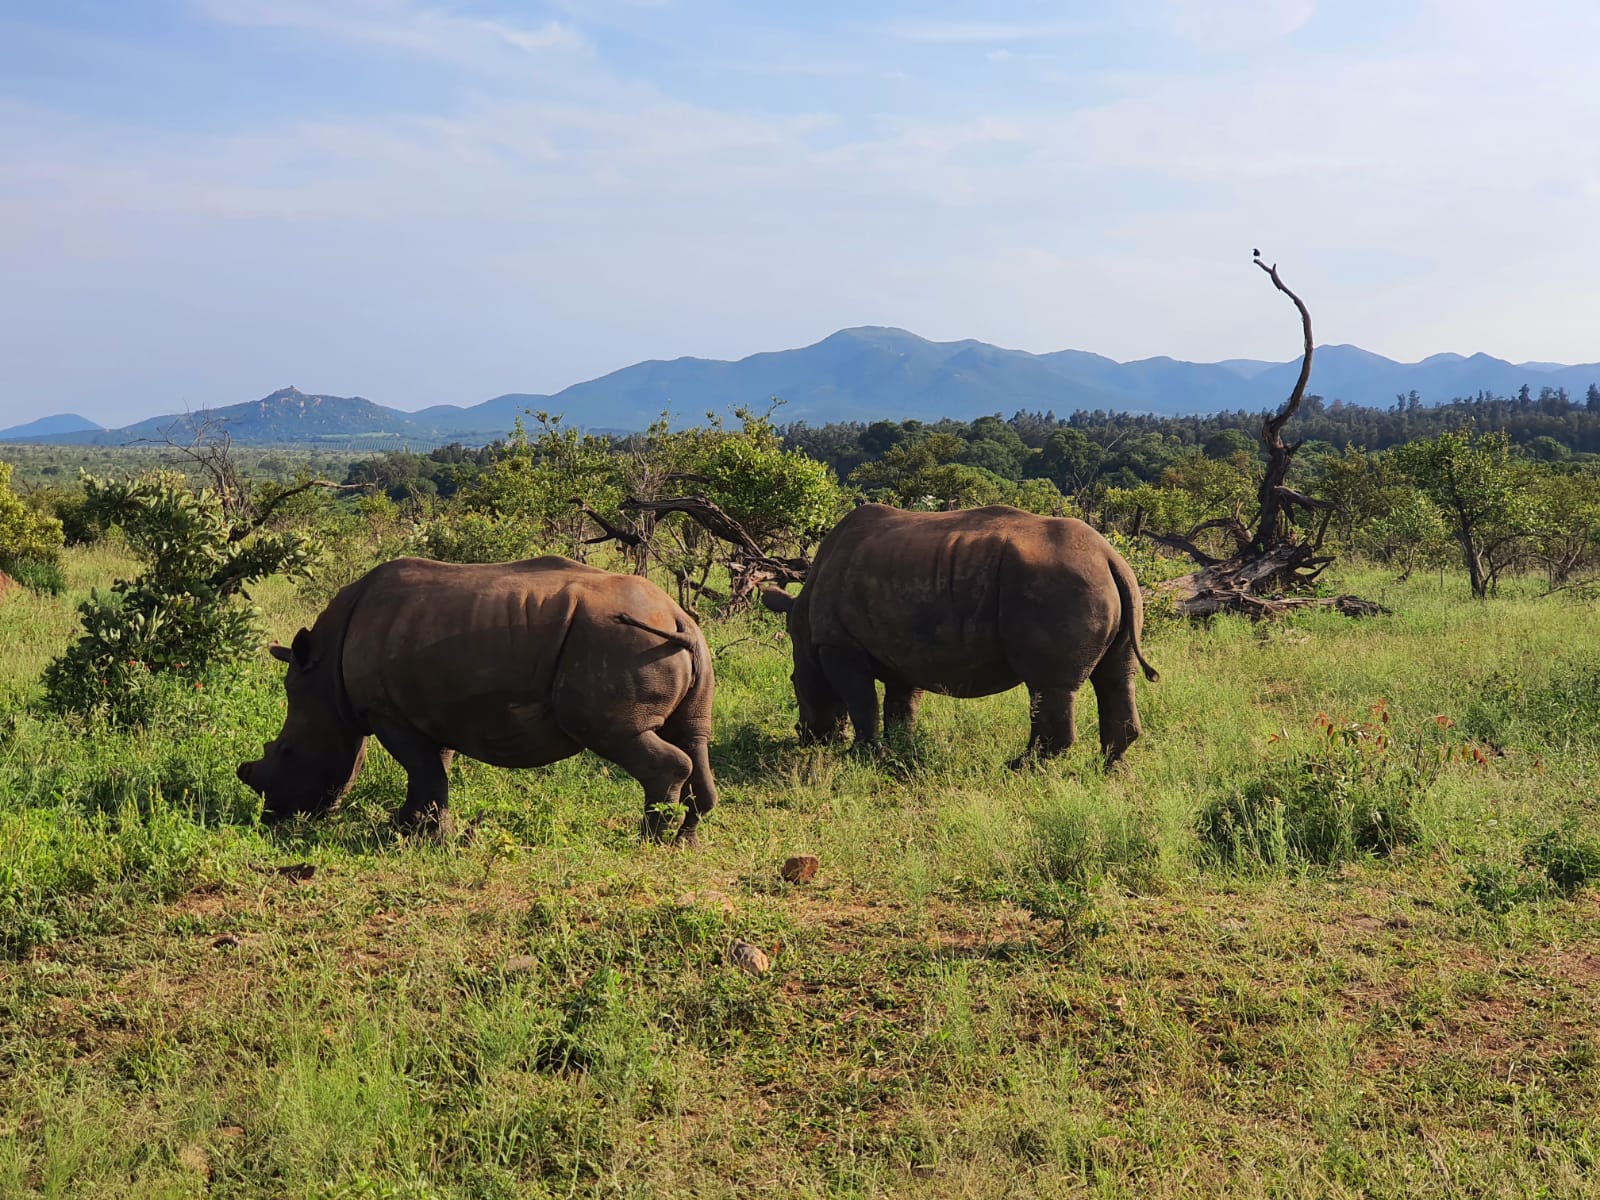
[684,414,847,550]
[418,509,541,564]
[1199,703,1456,868]
[1465,666,1600,753]
[0,460,66,590]
[297,493,418,605]
[25,483,104,546]
[1523,826,1600,895]
[3,556,66,595]
[1464,827,1600,914]
[42,471,314,724]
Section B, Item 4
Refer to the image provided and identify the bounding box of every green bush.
[3,557,66,595]
[1199,702,1438,868]
[1463,827,1600,914]
[418,509,541,564]
[42,471,314,725]
[0,460,66,589]
[1465,665,1600,753]
[1524,825,1600,895]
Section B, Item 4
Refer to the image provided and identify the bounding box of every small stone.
[726,938,770,976]
[504,955,538,974]
[781,855,820,884]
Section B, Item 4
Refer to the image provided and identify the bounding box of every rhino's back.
[803,506,1121,694]
[339,557,697,764]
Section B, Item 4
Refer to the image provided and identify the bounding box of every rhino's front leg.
[884,684,924,732]
[370,718,455,837]
[817,645,882,749]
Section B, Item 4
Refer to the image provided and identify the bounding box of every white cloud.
[1160,0,1316,50]
[192,0,586,60]
[868,19,1089,44]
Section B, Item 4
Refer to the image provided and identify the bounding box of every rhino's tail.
[1110,559,1161,683]
[615,612,698,651]
[615,613,711,693]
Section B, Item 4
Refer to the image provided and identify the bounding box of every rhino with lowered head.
[761,504,1158,765]
[238,556,719,843]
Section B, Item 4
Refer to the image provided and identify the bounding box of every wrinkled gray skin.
[238,556,719,843]
[761,504,1158,766]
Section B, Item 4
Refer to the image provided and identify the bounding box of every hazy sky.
[3,0,1599,425]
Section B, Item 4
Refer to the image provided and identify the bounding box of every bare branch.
[568,498,644,548]
[1254,258,1314,444]
[1144,531,1223,568]
[231,480,362,541]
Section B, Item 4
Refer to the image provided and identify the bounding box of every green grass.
[2,554,1599,1196]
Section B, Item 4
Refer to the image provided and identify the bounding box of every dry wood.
[1146,255,1383,620]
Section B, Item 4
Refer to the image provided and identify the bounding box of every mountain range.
[5,327,1599,447]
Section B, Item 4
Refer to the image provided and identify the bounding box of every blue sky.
[3,0,1599,425]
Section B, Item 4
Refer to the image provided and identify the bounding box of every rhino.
[237,556,719,844]
[760,504,1158,765]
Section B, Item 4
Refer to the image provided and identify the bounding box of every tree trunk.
[1150,257,1384,620]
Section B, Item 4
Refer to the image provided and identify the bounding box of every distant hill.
[9,388,435,447]
[6,328,1599,447]
[0,413,103,440]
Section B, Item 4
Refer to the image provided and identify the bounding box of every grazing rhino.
[237,556,719,843]
[760,504,1158,765]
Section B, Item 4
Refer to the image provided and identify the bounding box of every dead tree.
[1151,256,1384,619]
[145,412,359,540]
[572,490,810,613]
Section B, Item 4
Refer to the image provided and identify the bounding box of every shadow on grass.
[708,720,805,786]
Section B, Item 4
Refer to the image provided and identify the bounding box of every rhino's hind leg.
[1012,685,1078,769]
[1090,642,1143,765]
[817,646,882,750]
[589,730,694,843]
[673,735,720,847]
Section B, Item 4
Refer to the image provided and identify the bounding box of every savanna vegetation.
[3,380,1600,1197]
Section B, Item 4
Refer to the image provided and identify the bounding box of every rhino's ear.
[760,586,796,615]
[290,627,322,668]
[268,643,292,664]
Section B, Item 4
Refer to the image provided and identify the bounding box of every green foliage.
[1464,664,1600,752]
[1524,825,1600,895]
[3,557,67,595]
[680,410,846,550]
[417,510,540,565]
[1398,429,1542,597]
[1465,824,1600,913]
[1198,702,1444,869]
[0,460,66,589]
[1034,427,1103,494]
[42,471,315,724]
[1360,487,1450,577]
[447,413,624,560]
[298,493,420,606]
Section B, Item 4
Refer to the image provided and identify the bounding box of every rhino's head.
[237,627,368,824]
[760,586,847,744]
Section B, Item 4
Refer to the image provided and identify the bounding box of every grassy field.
[2,547,1598,1198]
